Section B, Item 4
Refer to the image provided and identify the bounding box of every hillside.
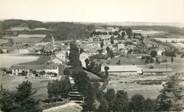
[1,19,184,41]
[1,19,95,41]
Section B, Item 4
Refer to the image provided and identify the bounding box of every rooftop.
[85,70,103,82]
[101,65,142,72]
[11,62,58,70]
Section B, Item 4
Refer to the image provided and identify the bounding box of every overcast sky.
[0,0,184,23]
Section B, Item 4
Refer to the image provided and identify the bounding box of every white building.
[101,65,143,75]
[11,62,60,78]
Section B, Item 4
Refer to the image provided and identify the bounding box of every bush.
[150,50,157,57]
[112,90,129,112]
[144,98,155,111]
[0,81,42,112]
[47,76,71,100]
[129,94,145,112]
[155,74,184,111]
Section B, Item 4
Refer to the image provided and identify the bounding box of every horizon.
[0,0,184,24]
[1,18,184,28]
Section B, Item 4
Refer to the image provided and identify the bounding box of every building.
[101,65,143,75]
[11,62,61,79]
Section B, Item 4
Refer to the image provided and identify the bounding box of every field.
[0,70,49,100]
[108,55,145,65]
[107,74,167,99]
[0,54,39,68]
[0,39,8,45]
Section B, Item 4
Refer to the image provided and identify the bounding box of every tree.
[112,90,129,112]
[68,42,81,68]
[144,98,155,111]
[74,70,98,111]
[63,68,70,76]
[100,40,104,48]
[121,31,125,39]
[105,88,115,111]
[0,81,42,112]
[85,58,90,69]
[109,50,114,59]
[106,47,110,55]
[104,66,109,78]
[0,87,15,112]
[14,81,42,112]
[126,28,132,38]
[79,48,84,54]
[47,76,71,100]
[105,88,115,103]
[129,94,145,112]
[171,56,174,63]
[156,74,184,111]
[97,49,103,54]
[150,50,157,57]
[110,36,114,44]
[96,92,109,112]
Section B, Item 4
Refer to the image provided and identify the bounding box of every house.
[11,62,62,79]
[101,65,143,75]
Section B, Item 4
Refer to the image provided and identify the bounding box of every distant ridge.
[101,22,184,28]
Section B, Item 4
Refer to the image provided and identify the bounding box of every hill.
[1,19,184,41]
[1,19,95,41]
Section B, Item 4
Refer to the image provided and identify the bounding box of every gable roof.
[11,62,58,70]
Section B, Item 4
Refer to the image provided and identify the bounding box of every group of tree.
[73,70,100,111]
[96,89,155,112]
[96,73,184,112]
[68,41,82,68]
[156,74,184,111]
[47,76,71,101]
[0,81,42,112]
[106,47,114,59]
[68,41,110,111]
[85,59,101,74]
[1,19,95,41]
[125,28,133,38]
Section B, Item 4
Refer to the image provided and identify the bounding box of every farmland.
[0,70,49,100]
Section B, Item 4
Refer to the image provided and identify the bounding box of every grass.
[12,37,44,44]
[107,55,146,65]
[19,56,50,65]
[107,74,165,99]
[0,39,8,45]
[0,70,49,100]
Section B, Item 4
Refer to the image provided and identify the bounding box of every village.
[0,22,184,111]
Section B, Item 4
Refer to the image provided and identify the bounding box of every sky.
[0,0,184,23]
